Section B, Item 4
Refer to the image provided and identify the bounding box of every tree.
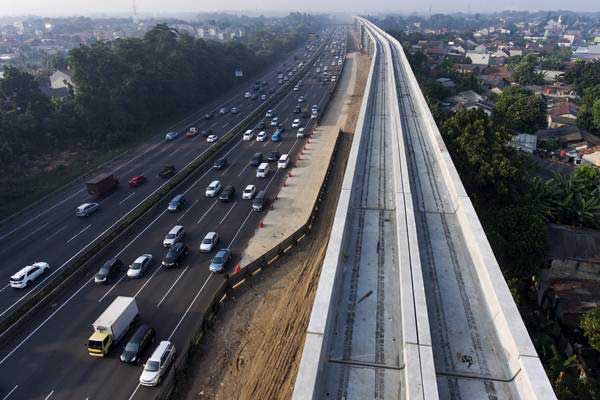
[592,99,600,130]
[493,86,547,133]
[581,308,600,352]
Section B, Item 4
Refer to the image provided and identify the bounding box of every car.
[128,175,147,187]
[204,113,213,120]
[213,157,228,170]
[163,225,184,247]
[242,185,257,200]
[209,249,231,273]
[165,131,179,141]
[207,135,218,143]
[230,107,239,114]
[250,152,263,167]
[120,324,155,365]
[10,262,50,289]
[139,341,176,386]
[260,94,267,101]
[162,242,188,267]
[256,131,267,142]
[205,180,222,197]
[244,91,251,99]
[251,93,259,100]
[298,96,305,102]
[243,130,254,141]
[185,127,198,138]
[270,117,279,127]
[312,104,319,111]
[271,130,281,142]
[158,164,176,179]
[311,110,318,119]
[94,258,124,284]
[257,121,267,130]
[331,76,337,82]
[76,202,99,217]
[301,111,309,119]
[127,254,152,278]
[278,79,283,85]
[294,105,301,114]
[293,86,300,92]
[278,154,290,169]
[201,128,214,137]
[219,185,235,202]
[267,151,281,162]
[199,232,219,252]
[219,107,228,115]
[167,194,185,212]
[265,109,274,118]
[292,119,301,128]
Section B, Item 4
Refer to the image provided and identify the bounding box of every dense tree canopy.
[564,60,600,92]
[493,85,547,133]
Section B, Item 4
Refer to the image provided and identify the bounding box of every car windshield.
[132,262,141,270]
[202,238,212,244]
[125,342,139,353]
[166,233,176,239]
[145,360,160,372]
[213,255,225,263]
[97,268,109,276]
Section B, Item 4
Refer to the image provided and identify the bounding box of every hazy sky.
[1,0,598,16]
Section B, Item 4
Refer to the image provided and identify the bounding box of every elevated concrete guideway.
[293,18,556,400]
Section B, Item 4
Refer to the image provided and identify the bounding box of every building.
[547,102,578,128]
[49,70,74,90]
[511,133,537,153]
[580,146,600,167]
[448,90,494,115]
[466,51,490,66]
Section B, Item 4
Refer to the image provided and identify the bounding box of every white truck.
[88,296,139,357]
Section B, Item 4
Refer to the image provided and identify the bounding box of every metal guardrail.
[0,37,330,344]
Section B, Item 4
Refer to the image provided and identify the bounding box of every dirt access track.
[173,29,371,400]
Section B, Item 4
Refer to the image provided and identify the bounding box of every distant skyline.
[1,0,599,16]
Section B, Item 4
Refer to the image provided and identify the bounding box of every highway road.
[0,27,348,400]
[0,28,328,326]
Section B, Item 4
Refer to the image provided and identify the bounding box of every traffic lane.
[0,43,311,245]
[0,36,338,396]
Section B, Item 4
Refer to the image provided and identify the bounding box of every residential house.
[508,46,523,57]
[466,51,490,66]
[454,64,482,74]
[511,133,537,153]
[543,83,576,98]
[572,45,600,60]
[436,77,456,89]
[537,125,588,149]
[580,146,600,167]
[541,70,566,83]
[547,101,578,128]
[490,48,509,65]
[448,90,494,115]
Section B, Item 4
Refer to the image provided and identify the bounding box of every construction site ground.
[174,31,371,400]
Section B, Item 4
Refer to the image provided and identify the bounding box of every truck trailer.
[88,296,139,357]
[86,173,118,197]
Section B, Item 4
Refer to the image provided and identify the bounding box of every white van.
[163,225,184,247]
[296,128,305,138]
[278,154,289,169]
[139,340,176,386]
[256,162,270,178]
[243,129,254,141]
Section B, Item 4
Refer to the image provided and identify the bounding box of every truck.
[88,296,139,357]
[86,173,118,198]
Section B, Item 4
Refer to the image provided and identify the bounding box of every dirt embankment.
[175,29,370,400]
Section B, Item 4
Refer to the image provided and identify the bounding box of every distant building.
[436,77,456,89]
[547,102,578,128]
[580,146,600,167]
[571,45,600,60]
[466,51,490,66]
[511,133,537,153]
[448,90,494,115]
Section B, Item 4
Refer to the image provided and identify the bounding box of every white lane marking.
[156,266,189,307]
[228,210,254,248]
[222,121,231,129]
[1,384,17,399]
[44,391,54,400]
[45,225,68,241]
[237,163,250,177]
[66,224,92,244]
[167,273,213,341]
[127,384,141,400]
[0,188,84,242]
[18,222,49,242]
[0,284,10,294]
[133,264,163,299]
[118,193,135,205]
[176,199,199,222]
[0,277,94,366]
[197,201,217,224]
[219,202,237,225]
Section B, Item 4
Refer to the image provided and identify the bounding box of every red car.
[128,175,147,187]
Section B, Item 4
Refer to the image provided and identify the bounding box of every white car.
[292,119,301,128]
[207,135,218,143]
[165,131,179,141]
[265,109,274,118]
[127,254,152,279]
[293,86,299,91]
[260,94,267,101]
[256,131,267,142]
[10,262,50,289]
[243,130,254,141]
[76,202,99,217]
[205,180,223,197]
[296,127,306,138]
[199,232,219,252]
[139,341,176,387]
[244,91,251,99]
[242,184,257,199]
[298,96,304,102]
[311,111,318,119]
[163,225,184,247]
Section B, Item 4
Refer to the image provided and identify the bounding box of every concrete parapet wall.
[292,25,379,400]
[365,19,556,400]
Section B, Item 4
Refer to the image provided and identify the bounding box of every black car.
[158,165,176,179]
[301,111,309,119]
[204,113,213,120]
[294,105,301,114]
[201,128,214,137]
[94,258,124,284]
[219,185,235,202]
[162,242,188,267]
[213,157,228,170]
[120,324,155,364]
[251,93,259,99]
[277,124,285,132]
[250,152,263,167]
[267,151,281,162]
[257,121,266,130]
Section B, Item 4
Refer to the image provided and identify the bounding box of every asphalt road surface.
[0,26,348,400]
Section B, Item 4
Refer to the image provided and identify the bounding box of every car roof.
[134,255,150,263]
[130,324,152,343]
[78,203,96,209]
[149,341,172,360]
[209,180,220,186]
[171,194,184,201]
[169,225,183,233]
[205,232,217,238]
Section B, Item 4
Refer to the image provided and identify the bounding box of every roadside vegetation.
[0,13,324,218]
